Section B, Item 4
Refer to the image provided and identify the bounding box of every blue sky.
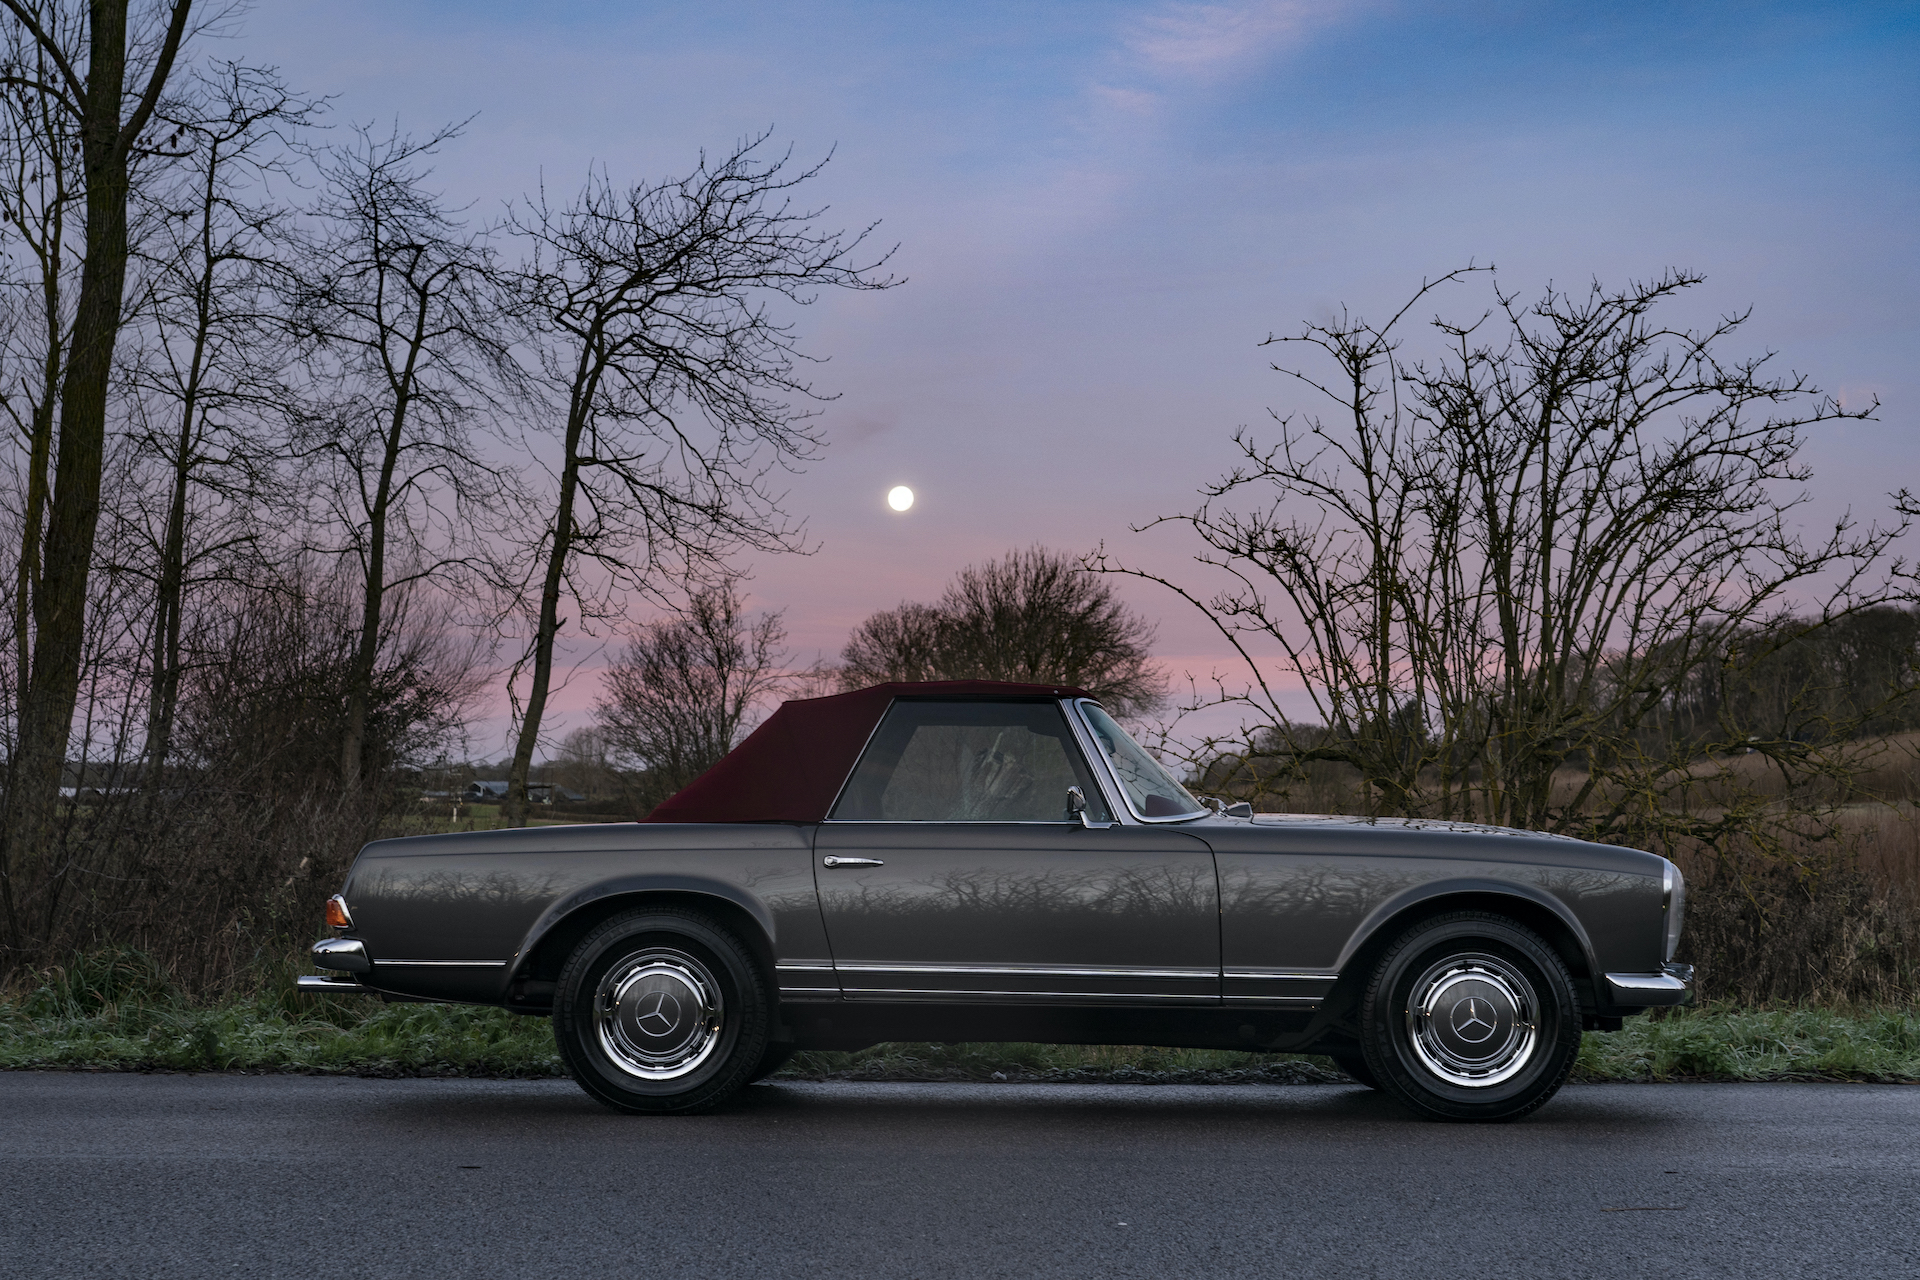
[238,0,1918,748]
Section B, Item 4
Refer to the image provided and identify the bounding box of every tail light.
[325,894,353,930]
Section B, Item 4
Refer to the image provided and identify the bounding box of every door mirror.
[1066,785,1094,828]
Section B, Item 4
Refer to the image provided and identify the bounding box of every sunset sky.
[239,0,1917,754]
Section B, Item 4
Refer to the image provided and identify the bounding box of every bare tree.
[1100,269,1917,870]
[541,725,621,801]
[840,600,945,685]
[497,132,896,825]
[0,0,197,919]
[0,5,82,734]
[841,546,1167,716]
[175,561,484,788]
[595,582,788,814]
[122,62,315,788]
[290,120,521,787]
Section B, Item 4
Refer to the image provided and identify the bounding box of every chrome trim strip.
[777,986,842,997]
[775,961,836,973]
[844,988,1221,1003]
[834,962,1218,979]
[1223,970,1334,982]
[378,959,509,968]
[822,819,1085,826]
[1223,995,1322,1007]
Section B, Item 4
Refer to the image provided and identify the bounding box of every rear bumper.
[296,973,377,994]
[300,937,375,993]
[1603,963,1695,1007]
[311,937,369,974]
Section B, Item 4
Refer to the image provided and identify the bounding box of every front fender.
[1334,875,1602,980]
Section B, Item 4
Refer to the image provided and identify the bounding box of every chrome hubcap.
[1405,952,1538,1087]
[594,949,724,1081]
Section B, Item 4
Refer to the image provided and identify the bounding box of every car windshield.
[1077,702,1206,819]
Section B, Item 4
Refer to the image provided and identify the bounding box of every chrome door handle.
[822,855,885,868]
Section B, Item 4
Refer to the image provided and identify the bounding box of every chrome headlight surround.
[1662,859,1687,963]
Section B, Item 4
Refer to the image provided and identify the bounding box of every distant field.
[397,802,636,833]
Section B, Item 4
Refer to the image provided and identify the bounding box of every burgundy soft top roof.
[642,679,1091,824]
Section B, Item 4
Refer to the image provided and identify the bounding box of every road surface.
[2,1073,1915,1278]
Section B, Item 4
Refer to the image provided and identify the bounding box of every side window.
[832,700,1114,823]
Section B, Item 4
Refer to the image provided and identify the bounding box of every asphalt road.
[2,1074,1916,1279]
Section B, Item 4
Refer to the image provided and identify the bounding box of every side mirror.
[1066,786,1093,829]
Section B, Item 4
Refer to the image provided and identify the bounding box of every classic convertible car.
[302,680,1692,1121]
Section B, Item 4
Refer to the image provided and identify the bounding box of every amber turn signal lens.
[325,894,352,929]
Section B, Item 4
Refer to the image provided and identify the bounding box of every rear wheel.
[1359,911,1581,1122]
[553,907,771,1114]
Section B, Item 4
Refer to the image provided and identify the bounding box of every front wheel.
[553,907,771,1114]
[1359,912,1581,1122]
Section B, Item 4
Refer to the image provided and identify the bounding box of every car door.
[814,698,1219,1004]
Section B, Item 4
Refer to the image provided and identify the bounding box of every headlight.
[1662,860,1686,963]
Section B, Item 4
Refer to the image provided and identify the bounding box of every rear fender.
[508,874,778,989]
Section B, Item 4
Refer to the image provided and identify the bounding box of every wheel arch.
[1328,882,1601,1016]
[508,879,778,993]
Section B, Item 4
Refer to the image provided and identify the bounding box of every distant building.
[461,781,584,804]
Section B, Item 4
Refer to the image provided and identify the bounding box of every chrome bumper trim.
[1604,964,1695,1007]
[296,974,376,994]
[311,937,370,974]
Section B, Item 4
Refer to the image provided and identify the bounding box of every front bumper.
[1602,962,1695,1007]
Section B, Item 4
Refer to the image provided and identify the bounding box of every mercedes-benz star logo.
[1449,996,1498,1043]
[634,989,682,1037]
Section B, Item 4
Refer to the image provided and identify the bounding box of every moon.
[887,485,915,512]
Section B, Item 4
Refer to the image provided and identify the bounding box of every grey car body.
[307,683,1690,1068]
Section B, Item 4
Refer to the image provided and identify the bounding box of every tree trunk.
[339,355,419,788]
[502,410,585,828]
[0,0,192,946]
[144,242,216,790]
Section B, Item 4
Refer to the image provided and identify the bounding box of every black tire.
[1328,1051,1381,1090]
[553,907,771,1115]
[749,1042,797,1083]
[1359,911,1581,1123]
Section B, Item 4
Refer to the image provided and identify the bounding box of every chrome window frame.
[1065,698,1207,825]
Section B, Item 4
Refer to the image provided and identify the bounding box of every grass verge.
[3,971,1916,1084]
